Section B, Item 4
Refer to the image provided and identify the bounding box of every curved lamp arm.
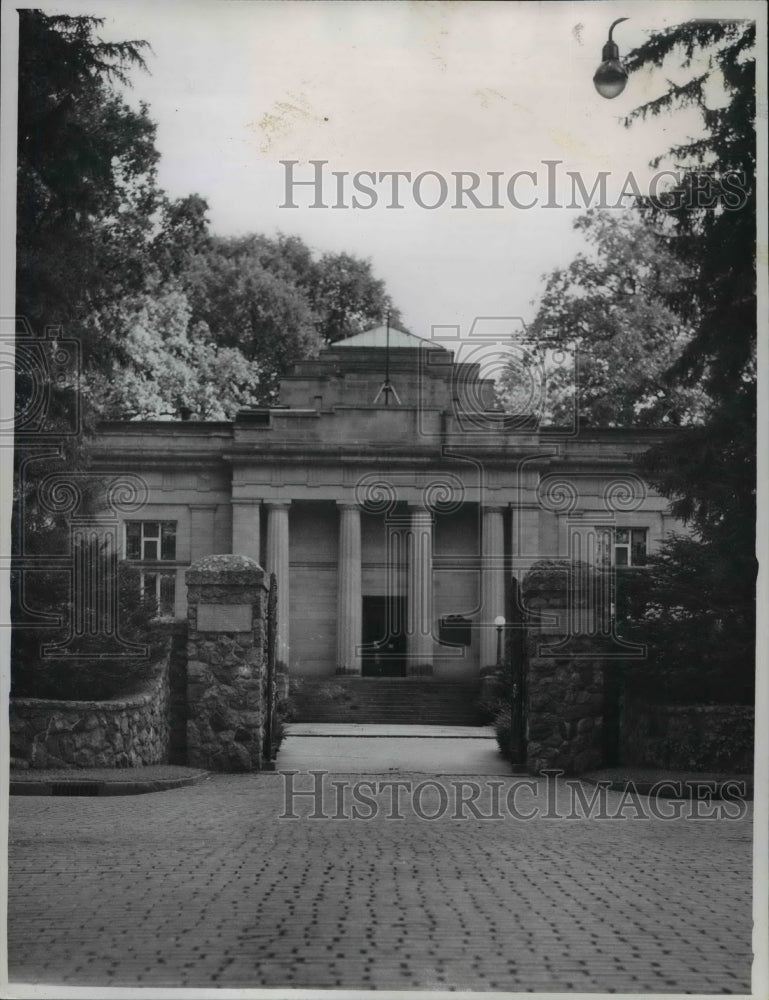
[608,17,629,42]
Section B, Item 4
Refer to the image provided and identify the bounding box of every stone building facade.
[90,327,682,685]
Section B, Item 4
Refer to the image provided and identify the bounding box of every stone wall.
[622,702,754,772]
[186,554,268,771]
[10,653,171,770]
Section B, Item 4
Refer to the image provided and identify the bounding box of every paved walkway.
[279,724,504,774]
[8,745,753,993]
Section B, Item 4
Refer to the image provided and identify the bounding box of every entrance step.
[288,677,483,725]
[288,723,495,738]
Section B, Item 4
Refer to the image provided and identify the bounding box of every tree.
[14,10,165,562]
[179,237,406,403]
[150,194,212,284]
[17,10,160,339]
[183,237,321,402]
[308,252,405,344]
[87,286,263,420]
[501,209,704,426]
[14,9,165,472]
[13,11,166,698]
[616,536,754,706]
[618,19,757,703]
[623,19,757,542]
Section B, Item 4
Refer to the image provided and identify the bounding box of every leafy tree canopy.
[17,10,160,335]
[499,209,705,426]
[624,18,756,545]
[616,18,757,704]
[625,19,756,399]
[309,251,404,344]
[87,286,263,420]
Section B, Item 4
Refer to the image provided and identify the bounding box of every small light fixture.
[494,615,506,667]
[593,18,629,99]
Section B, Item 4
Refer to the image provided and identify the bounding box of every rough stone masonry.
[185,553,269,771]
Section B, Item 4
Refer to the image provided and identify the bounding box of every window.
[141,571,177,616]
[614,527,647,566]
[124,521,177,616]
[125,521,176,561]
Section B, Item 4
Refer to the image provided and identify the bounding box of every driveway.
[7,735,753,992]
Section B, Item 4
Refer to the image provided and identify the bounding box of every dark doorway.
[361,595,407,677]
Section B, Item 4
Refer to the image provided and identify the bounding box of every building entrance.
[361,595,407,677]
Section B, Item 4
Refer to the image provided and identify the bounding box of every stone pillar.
[480,505,506,670]
[336,502,362,675]
[521,559,605,775]
[185,554,268,771]
[231,500,261,562]
[265,501,291,668]
[406,504,434,675]
[189,504,217,562]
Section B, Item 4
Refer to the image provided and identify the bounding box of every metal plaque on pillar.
[197,603,253,632]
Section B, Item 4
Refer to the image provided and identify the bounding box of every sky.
[2,0,764,347]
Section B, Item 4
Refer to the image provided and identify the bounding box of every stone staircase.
[288,677,483,726]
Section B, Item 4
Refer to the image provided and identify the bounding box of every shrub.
[270,709,288,756]
[494,707,512,760]
[12,544,166,700]
[615,553,755,706]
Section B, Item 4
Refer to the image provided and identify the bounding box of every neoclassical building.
[91,327,680,682]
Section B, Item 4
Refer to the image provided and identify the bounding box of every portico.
[222,492,511,678]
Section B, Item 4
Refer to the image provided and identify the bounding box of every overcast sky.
[5,0,763,346]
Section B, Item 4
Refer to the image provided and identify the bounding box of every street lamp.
[494,615,506,667]
[593,18,629,99]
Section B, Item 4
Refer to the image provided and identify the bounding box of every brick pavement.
[8,768,753,993]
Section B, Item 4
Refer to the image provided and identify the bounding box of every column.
[336,503,362,675]
[231,500,261,563]
[511,502,540,581]
[189,504,217,562]
[265,501,291,668]
[406,504,434,675]
[480,505,506,670]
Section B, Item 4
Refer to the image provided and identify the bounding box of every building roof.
[334,326,433,349]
